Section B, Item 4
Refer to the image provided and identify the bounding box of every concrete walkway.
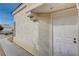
[0,44,5,56]
[0,35,33,56]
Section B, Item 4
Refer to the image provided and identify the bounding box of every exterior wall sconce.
[27,12,38,22]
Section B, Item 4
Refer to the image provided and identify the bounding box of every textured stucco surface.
[14,7,39,55]
[13,4,52,55]
[37,14,51,56]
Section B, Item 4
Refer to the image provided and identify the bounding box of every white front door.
[52,8,78,56]
[53,25,78,56]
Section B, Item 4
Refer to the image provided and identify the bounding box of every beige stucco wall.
[13,7,39,55]
[37,14,52,56]
[13,4,52,56]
